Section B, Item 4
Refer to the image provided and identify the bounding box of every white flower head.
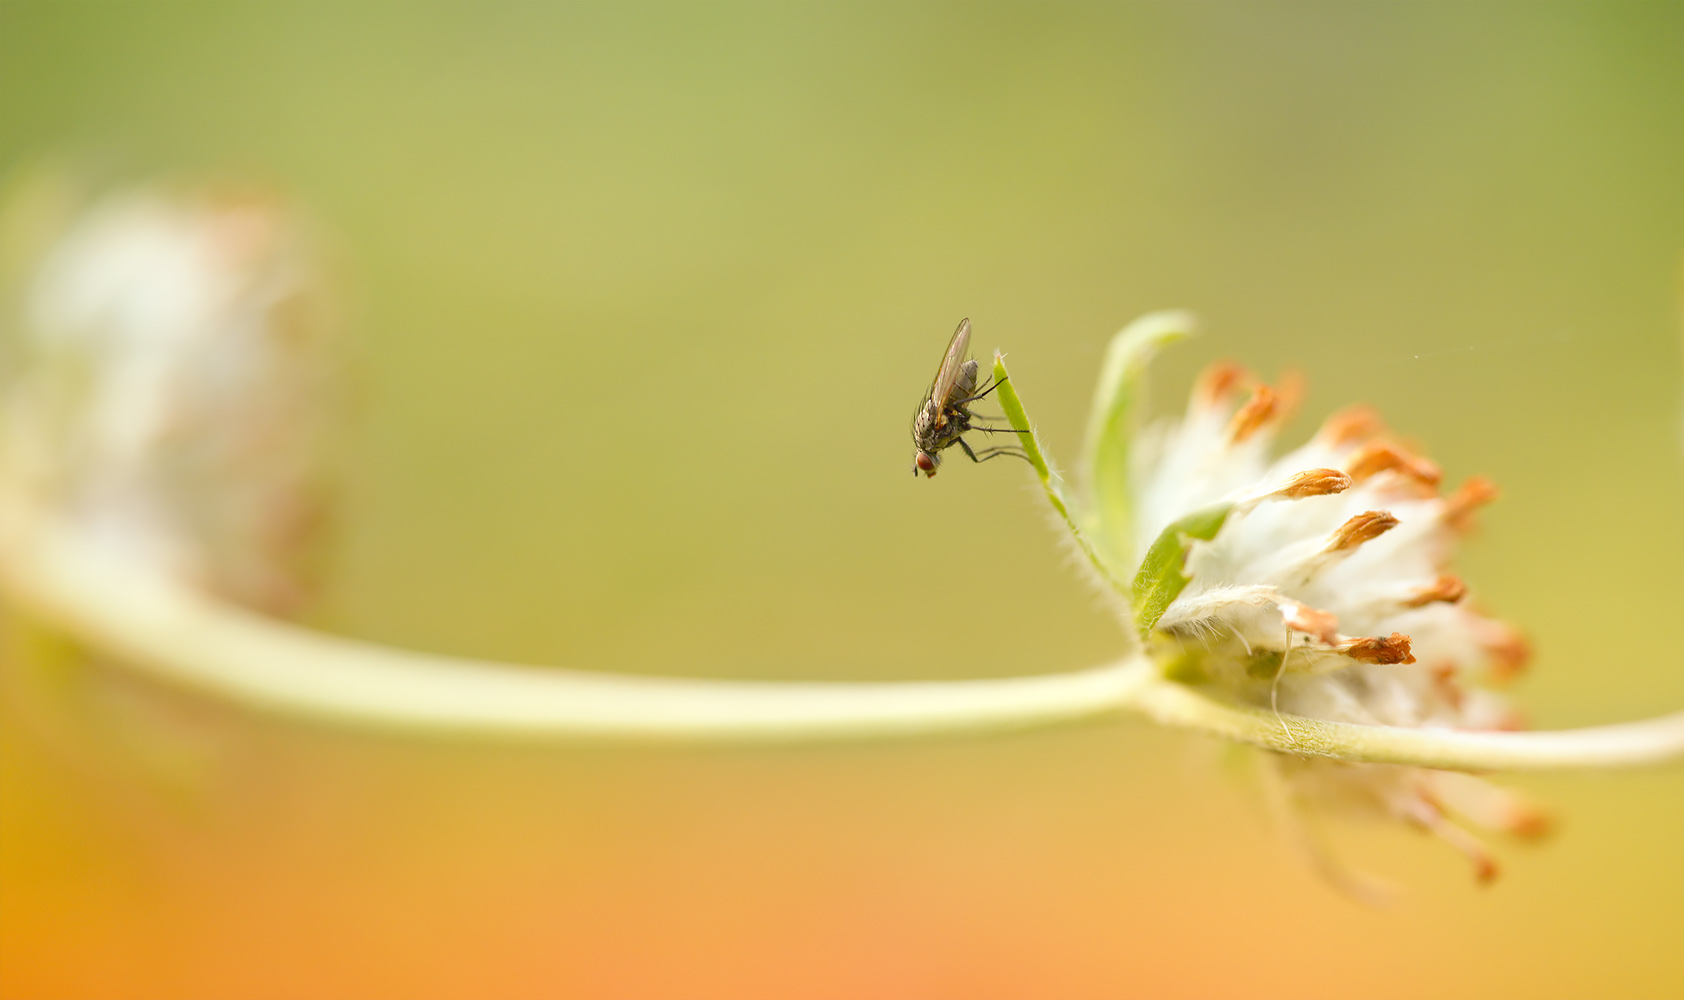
[1077,314,1545,885]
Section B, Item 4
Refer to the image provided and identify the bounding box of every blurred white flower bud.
[0,177,344,615]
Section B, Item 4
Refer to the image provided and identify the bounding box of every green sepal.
[1130,502,1232,638]
[1080,311,1196,574]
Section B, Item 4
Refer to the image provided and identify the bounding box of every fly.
[911,318,1030,478]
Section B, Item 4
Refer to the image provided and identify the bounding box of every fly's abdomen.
[953,359,979,401]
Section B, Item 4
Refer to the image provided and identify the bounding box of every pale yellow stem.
[3,515,1683,768]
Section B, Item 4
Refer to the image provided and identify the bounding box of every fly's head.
[911,399,943,477]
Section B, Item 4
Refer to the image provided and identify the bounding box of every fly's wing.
[929,318,972,409]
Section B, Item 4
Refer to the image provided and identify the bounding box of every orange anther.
[1338,632,1416,664]
[1282,602,1340,644]
[1443,476,1499,531]
[1403,575,1467,608]
[1328,510,1399,551]
[1227,385,1280,444]
[1484,624,1531,682]
[1274,468,1353,500]
[1347,440,1443,489]
[1316,405,1384,448]
[1193,360,1251,408]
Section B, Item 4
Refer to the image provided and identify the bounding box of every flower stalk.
[0,186,1677,789]
[1,502,1681,767]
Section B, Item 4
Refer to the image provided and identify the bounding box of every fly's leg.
[954,374,1008,405]
[974,446,1032,465]
[963,405,1027,431]
[958,438,1032,465]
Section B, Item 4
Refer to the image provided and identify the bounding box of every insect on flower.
[910,318,1031,477]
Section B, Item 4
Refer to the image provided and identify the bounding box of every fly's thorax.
[936,402,971,440]
[912,398,942,449]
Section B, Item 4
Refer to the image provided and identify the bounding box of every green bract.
[1078,311,1195,576]
[1128,503,1233,637]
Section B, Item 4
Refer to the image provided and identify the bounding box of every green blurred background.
[2,3,1680,998]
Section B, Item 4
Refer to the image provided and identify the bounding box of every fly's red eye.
[915,453,935,472]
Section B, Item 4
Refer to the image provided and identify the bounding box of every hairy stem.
[991,353,1127,591]
[1126,676,1684,770]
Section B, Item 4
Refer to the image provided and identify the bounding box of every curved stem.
[3,518,1683,768]
[0,519,1144,741]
